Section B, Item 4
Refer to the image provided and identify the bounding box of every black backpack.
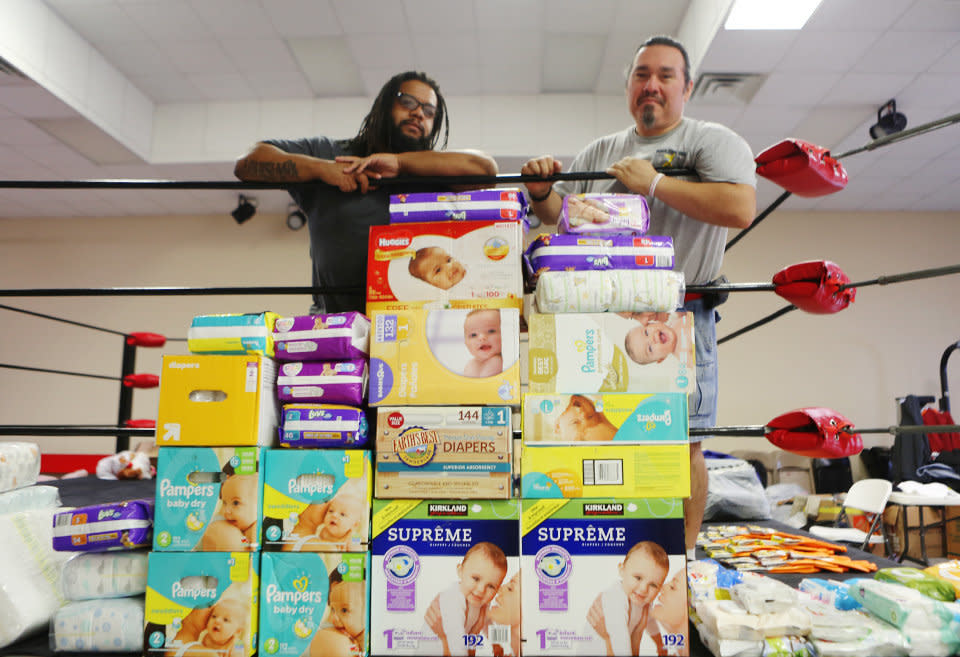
[891,395,933,483]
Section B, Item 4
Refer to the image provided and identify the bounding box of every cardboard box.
[886,504,947,561]
[375,406,513,499]
[527,311,695,395]
[522,393,688,444]
[144,552,259,657]
[368,308,521,406]
[367,220,523,312]
[947,507,960,557]
[157,354,278,446]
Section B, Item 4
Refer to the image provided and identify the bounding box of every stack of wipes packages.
[50,499,155,652]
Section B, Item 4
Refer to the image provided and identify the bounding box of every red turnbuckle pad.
[766,407,863,458]
[126,332,167,347]
[773,260,855,314]
[123,373,159,388]
[755,139,848,198]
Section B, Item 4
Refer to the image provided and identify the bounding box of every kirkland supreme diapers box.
[258,552,370,657]
[144,551,259,657]
[527,311,694,395]
[522,393,688,444]
[371,499,521,656]
[153,447,263,552]
[369,308,521,406]
[366,220,523,312]
[375,406,513,499]
[261,449,372,552]
[521,498,688,656]
[156,354,278,446]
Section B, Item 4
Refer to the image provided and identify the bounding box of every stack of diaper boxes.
[521,193,693,656]
[367,190,525,656]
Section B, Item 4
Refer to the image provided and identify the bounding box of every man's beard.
[641,104,656,130]
[391,122,431,152]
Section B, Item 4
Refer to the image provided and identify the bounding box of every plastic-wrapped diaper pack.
[279,404,368,448]
[0,483,60,515]
[523,233,674,285]
[389,188,529,225]
[875,566,956,602]
[925,560,960,597]
[0,441,41,493]
[276,359,368,406]
[187,312,280,357]
[730,576,798,614]
[558,193,650,235]
[273,312,370,361]
[799,594,907,656]
[60,551,149,600]
[52,499,153,552]
[50,596,144,653]
[534,269,685,313]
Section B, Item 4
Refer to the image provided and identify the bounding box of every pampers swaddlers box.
[261,449,372,552]
[259,552,370,657]
[366,220,523,312]
[144,552,259,657]
[371,499,521,656]
[369,308,521,406]
[527,311,694,394]
[153,447,263,552]
[522,393,688,444]
[521,498,688,656]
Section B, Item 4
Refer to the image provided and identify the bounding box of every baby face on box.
[371,500,521,656]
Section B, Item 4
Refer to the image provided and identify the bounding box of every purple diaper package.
[52,498,153,552]
[523,233,675,287]
[277,359,368,406]
[272,312,370,361]
[559,193,650,235]
[389,187,529,226]
[279,403,369,448]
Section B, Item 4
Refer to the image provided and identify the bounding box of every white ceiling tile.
[930,41,960,73]
[543,0,617,33]
[93,40,177,78]
[45,0,148,43]
[166,41,236,75]
[187,73,255,102]
[542,34,605,93]
[346,34,416,70]
[851,31,959,74]
[411,33,480,73]
[187,0,276,39]
[130,74,202,103]
[331,0,407,34]
[898,74,960,110]
[246,72,314,100]
[42,14,91,100]
[701,30,798,73]
[0,117,60,145]
[84,51,126,129]
[821,73,914,105]
[595,32,643,94]
[776,31,881,72]
[477,34,542,94]
[894,0,960,30]
[804,0,912,31]
[121,1,209,40]
[264,0,343,37]
[288,37,365,97]
[687,104,745,127]
[792,106,876,152]
[424,65,482,96]
[404,0,476,32]
[220,39,300,74]
[732,105,808,137]
[475,0,543,31]
[0,85,77,119]
[749,72,843,107]
[613,0,687,36]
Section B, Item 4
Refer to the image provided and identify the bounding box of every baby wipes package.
[153,447,263,552]
[366,220,523,312]
[261,448,372,552]
[375,406,513,499]
[522,393,688,444]
[521,498,687,656]
[389,188,528,225]
[371,499,521,656]
[144,551,259,657]
[369,307,521,406]
[527,311,694,395]
[279,404,369,448]
[187,312,280,357]
[258,552,370,657]
[156,354,278,446]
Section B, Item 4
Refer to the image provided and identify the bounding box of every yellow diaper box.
[521,443,690,499]
[368,307,521,406]
[157,354,279,446]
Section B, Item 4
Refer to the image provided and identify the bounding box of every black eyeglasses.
[395,92,437,119]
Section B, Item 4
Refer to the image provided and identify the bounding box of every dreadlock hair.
[343,71,449,157]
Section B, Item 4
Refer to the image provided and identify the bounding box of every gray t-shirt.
[553,118,756,285]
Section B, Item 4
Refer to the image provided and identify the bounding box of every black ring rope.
[0,362,121,382]
[0,301,134,338]
[0,425,155,437]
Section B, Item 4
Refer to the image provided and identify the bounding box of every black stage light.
[869,99,907,140]
[231,194,257,224]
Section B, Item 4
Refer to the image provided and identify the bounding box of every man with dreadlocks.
[235,71,497,314]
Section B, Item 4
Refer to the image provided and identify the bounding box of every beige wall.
[1,209,958,482]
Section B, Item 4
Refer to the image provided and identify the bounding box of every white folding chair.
[808,478,893,553]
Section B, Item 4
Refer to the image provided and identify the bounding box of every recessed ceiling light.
[724,0,823,30]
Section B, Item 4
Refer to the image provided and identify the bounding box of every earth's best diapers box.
[371,499,521,656]
[258,552,370,657]
[521,498,688,656]
[144,552,259,657]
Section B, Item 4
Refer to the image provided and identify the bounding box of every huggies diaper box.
[187,312,280,357]
[261,448,372,552]
[527,311,694,394]
[153,447,263,552]
[371,499,521,656]
[258,552,370,657]
[522,393,688,444]
[366,220,523,312]
[369,308,521,406]
[521,498,688,656]
[273,312,370,361]
[389,188,529,225]
[157,354,278,446]
[375,406,513,499]
[144,552,259,657]
[52,499,153,552]
[279,404,369,448]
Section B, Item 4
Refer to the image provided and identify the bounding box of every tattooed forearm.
[237,159,299,181]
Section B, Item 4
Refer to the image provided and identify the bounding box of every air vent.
[0,56,27,79]
[691,72,765,105]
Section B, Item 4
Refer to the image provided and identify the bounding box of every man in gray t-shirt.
[235,71,497,314]
[522,36,757,554]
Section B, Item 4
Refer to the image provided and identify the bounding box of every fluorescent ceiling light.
[724,0,823,30]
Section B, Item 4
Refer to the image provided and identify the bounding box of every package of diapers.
[61,551,149,600]
[522,393,688,444]
[273,312,370,361]
[390,188,529,225]
[279,404,369,448]
[846,577,960,632]
[367,220,523,312]
[534,269,685,314]
[371,499,521,656]
[0,483,60,514]
[51,596,144,653]
[187,311,280,357]
[521,498,686,655]
[52,498,153,552]
[259,552,370,657]
[527,311,695,395]
[0,441,41,493]
[925,560,960,597]
[558,193,650,235]
[276,359,368,406]
[524,233,674,286]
